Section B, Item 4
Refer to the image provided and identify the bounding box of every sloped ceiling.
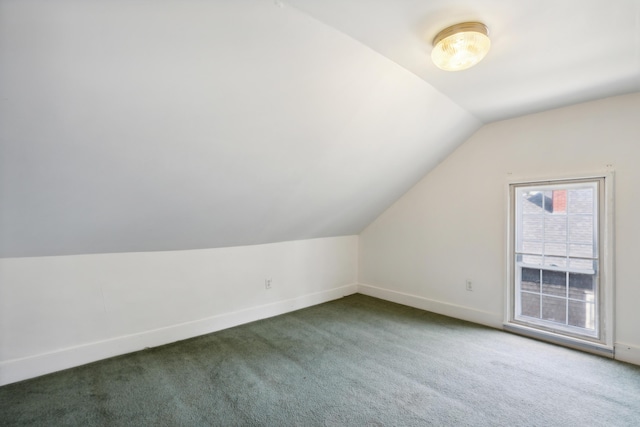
[0,0,638,257]
[288,0,640,122]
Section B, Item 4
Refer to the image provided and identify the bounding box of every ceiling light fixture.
[431,22,490,71]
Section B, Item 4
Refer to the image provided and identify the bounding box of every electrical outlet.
[265,279,272,290]
[466,280,473,291]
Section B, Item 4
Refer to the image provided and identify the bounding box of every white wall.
[3,93,639,387]
[0,236,358,385]
[359,92,640,365]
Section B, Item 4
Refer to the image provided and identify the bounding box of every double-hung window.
[506,176,613,355]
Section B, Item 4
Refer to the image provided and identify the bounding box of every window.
[506,176,613,355]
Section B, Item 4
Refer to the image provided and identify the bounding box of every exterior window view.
[513,181,599,339]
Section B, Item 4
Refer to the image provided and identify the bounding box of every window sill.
[503,322,614,358]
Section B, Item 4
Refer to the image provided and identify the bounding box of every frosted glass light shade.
[431,22,490,71]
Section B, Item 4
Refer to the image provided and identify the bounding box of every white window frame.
[504,172,615,357]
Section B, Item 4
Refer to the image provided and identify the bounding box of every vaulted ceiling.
[1,0,638,257]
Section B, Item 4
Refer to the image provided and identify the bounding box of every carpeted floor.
[1,294,639,426]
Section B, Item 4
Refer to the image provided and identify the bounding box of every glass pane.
[521,292,540,318]
[542,296,566,323]
[522,191,546,214]
[568,301,595,330]
[543,191,553,213]
[569,244,593,258]
[551,190,567,213]
[521,268,540,292]
[544,242,566,257]
[568,188,593,214]
[522,241,543,254]
[522,215,543,241]
[568,273,595,301]
[568,216,593,244]
[544,215,567,241]
[541,270,566,296]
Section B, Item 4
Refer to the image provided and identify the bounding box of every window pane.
[568,216,593,244]
[568,301,595,330]
[521,268,540,292]
[541,270,566,296]
[543,191,553,213]
[522,215,543,241]
[544,215,567,241]
[522,192,546,214]
[522,241,543,254]
[521,292,540,318]
[568,188,593,214]
[569,243,593,258]
[568,273,595,301]
[542,296,566,323]
[544,242,566,257]
[551,190,567,213]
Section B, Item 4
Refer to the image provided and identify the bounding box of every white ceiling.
[0,0,638,257]
[287,0,640,122]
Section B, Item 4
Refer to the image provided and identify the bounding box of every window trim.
[504,171,615,356]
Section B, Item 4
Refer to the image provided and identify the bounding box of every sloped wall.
[359,93,640,365]
[0,236,358,385]
[0,0,479,258]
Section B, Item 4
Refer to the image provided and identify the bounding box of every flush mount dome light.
[431,22,490,71]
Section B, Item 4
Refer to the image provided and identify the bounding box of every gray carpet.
[1,294,639,426]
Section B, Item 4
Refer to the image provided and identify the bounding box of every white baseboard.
[6,283,633,386]
[357,283,502,329]
[358,284,640,367]
[0,284,358,386]
[614,342,640,366]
